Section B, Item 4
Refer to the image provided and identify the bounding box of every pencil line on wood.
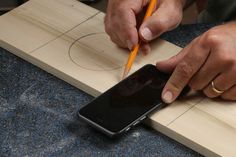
[28,11,101,54]
[166,98,206,126]
[68,32,125,71]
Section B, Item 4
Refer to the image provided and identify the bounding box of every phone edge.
[78,101,166,137]
[78,112,119,137]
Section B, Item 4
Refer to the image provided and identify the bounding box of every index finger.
[162,38,210,103]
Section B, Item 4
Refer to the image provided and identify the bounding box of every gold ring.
[211,81,224,94]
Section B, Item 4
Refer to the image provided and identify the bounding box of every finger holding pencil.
[122,0,157,79]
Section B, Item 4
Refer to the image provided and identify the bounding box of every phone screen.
[79,65,170,134]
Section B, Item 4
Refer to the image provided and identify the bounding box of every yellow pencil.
[122,0,157,79]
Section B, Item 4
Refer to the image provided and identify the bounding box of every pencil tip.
[122,69,129,80]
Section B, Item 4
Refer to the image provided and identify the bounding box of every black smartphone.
[78,64,188,137]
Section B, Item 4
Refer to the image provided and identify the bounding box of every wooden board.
[0,0,236,156]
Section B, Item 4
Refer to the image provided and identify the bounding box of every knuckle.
[176,61,194,79]
[203,30,222,46]
[105,24,118,43]
[104,21,118,36]
[108,24,122,39]
[110,19,119,30]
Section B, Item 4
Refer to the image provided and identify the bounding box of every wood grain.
[0,0,236,156]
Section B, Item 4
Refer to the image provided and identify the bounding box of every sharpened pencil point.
[122,68,129,80]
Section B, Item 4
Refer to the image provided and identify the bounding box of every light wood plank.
[0,0,98,53]
[169,100,236,157]
[1,0,236,156]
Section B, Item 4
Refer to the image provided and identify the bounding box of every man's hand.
[104,0,186,54]
[157,22,236,103]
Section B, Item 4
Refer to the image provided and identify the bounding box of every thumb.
[139,2,182,41]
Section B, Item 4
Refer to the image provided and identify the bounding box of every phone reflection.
[110,66,168,107]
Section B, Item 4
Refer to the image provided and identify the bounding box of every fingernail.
[140,27,153,41]
[163,91,173,103]
[127,40,133,50]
